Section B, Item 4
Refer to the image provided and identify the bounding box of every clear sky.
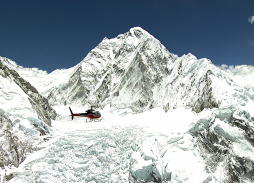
[0,0,253,73]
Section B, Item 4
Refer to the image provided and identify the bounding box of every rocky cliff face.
[0,109,31,169]
[192,108,254,182]
[47,27,238,113]
[0,58,56,126]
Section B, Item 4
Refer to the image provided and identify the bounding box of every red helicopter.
[69,106,102,122]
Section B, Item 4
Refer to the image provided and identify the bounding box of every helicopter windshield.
[94,111,101,117]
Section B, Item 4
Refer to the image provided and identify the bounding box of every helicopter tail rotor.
[69,107,74,120]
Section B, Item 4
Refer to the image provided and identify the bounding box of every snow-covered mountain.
[1,27,254,182]
[0,57,57,126]
[45,27,251,114]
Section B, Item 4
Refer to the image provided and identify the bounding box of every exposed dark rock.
[230,118,254,147]
[226,155,254,182]
[32,123,47,136]
[129,171,166,183]
[196,129,231,172]
[194,110,254,182]
[192,70,219,113]
[4,173,15,181]
[0,111,31,169]
[47,66,88,106]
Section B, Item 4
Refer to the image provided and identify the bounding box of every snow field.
[3,103,254,182]
[127,108,215,182]
[8,123,146,182]
[8,106,213,182]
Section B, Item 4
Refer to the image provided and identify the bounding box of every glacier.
[0,27,254,182]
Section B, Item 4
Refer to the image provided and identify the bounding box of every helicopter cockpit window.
[95,111,101,117]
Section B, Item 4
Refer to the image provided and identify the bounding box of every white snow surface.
[0,56,76,95]
[5,106,212,183]
[220,64,254,90]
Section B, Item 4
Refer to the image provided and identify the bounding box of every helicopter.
[69,106,102,122]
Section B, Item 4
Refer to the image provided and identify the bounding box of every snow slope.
[220,64,254,91]
[0,57,56,182]
[0,56,76,95]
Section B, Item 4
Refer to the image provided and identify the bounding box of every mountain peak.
[46,28,238,113]
[129,26,145,32]
[129,26,147,36]
[182,53,197,59]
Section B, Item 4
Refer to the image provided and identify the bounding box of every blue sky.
[0,0,253,73]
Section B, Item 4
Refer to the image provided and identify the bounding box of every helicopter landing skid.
[86,118,103,122]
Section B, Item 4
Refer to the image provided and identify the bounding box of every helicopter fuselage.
[69,107,101,121]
